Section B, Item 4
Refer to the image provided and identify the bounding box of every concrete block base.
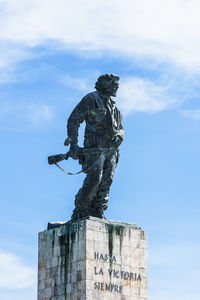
[38,217,147,300]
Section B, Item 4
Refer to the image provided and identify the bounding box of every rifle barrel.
[48,153,69,165]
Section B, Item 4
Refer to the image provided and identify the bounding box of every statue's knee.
[90,169,102,184]
[101,177,113,188]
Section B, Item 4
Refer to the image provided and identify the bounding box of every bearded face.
[106,80,119,97]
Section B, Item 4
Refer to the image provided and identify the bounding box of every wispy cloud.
[61,72,100,93]
[0,101,55,127]
[118,77,182,114]
[25,103,54,125]
[0,42,32,69]
[0,249,36,289]
[149,243,200,300]
[0,1,198,117]
[0,0,200,72]
[0,289,36,300]
[62,75,90,92]
[181,109,200,120]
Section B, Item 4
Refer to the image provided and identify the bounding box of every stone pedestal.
[38,217,147,300]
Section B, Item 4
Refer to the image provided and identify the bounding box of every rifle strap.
[55,163,83,175]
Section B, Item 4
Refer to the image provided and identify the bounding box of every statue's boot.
[71,208,91,222]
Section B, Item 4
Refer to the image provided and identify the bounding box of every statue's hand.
[64,137,70,146]
[112,135,123,148]
[69,144,81,160]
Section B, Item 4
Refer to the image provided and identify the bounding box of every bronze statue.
[49,73,124,221]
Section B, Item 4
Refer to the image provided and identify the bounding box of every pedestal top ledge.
[47,216,141,231]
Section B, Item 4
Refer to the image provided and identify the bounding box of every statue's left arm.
[112,110,124,148]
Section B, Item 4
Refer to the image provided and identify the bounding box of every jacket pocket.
[86,108,107,126]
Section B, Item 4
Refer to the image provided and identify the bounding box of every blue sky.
[0,0,200,299]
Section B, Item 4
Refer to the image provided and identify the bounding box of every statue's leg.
[71,153,105,221]
[91,151,119,218]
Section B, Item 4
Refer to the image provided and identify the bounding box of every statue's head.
[95,73,120,97]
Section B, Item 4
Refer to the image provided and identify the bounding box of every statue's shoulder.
[82,91,98,101]
[79,91,99,109]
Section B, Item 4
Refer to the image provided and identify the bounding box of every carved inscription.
[108,269,141,281]
[94,251,116,263]
[94,267,104,275]
[93,252,142,294]
[94,282,123,293]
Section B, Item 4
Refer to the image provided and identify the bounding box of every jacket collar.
[97,91,116,106]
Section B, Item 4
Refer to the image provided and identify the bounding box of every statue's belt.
[49,148,117,175]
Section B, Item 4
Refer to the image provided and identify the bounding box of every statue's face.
[106,80,119,97]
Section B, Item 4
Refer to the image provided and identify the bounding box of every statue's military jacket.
[67,91,124,149]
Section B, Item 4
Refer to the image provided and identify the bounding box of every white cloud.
[25,103,54,125]
[62,75,90,92]
[0,288,36,300]
[0,42,32,69]
[149,243,200,300]
[118,77,181,114]
[61,72,100,93]
[0,0,200,72]
[0,101,54,126]
[0,249,36,289]
[181,109,200,120]
[150,290,200,300]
